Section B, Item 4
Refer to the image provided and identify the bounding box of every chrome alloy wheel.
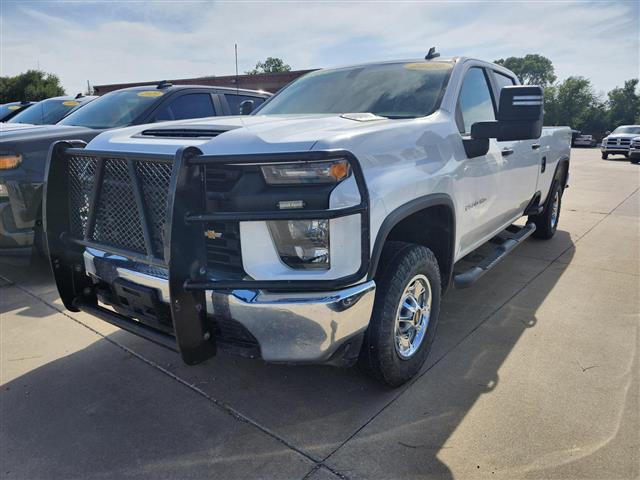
[394,274,432,360]
[550,191,560,229]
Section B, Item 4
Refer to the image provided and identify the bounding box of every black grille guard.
[44,141,370,364]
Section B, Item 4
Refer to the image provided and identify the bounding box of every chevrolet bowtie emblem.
[204,229,223,239]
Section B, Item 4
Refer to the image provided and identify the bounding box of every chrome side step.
[453,222,537,289]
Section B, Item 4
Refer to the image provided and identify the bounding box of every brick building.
[92,69,315,95]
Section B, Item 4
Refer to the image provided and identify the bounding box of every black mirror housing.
[471,85,544,142]
[497,85,543,123]
[240,100,254,115]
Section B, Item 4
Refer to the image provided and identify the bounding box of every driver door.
[455,66,509,256]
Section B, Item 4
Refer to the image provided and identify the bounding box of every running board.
[453,222,537,289]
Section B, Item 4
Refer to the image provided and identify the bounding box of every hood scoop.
[138,127,228,139]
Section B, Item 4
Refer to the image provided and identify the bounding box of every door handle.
[531,143,541,150]
[501,148,514,156]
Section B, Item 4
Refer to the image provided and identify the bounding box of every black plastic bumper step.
[74,299,178,351]
[453,222,537,289]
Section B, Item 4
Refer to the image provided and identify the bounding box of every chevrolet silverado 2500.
[44,56,571,386]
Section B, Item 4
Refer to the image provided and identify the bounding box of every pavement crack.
[398,441,450,450]
[576,360,601,373]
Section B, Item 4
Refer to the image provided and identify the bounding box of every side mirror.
[605,131,611,136]
[471,85,544,141]
[240,100,254,115]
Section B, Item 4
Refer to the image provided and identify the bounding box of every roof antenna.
[157,80,172,89]
[425,47,440,60]
[75,92,83,99]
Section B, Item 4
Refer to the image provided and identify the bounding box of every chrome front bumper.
[84,248,376,364]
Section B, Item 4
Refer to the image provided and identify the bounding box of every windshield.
[8,99,81,125]
[612,126,640,134]
[58,90,161,129]
[257,61,454,118]
[0,103,25,117]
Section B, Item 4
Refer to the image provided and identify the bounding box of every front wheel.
[601,152,608,159]
[358,242,441,387]
[630,157,640,164]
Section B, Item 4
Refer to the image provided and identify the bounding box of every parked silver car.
[573,134,597,147]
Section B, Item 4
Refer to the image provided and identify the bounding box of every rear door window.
[154,93,216,121]
[492,71,516,104]
[225,94,265,115]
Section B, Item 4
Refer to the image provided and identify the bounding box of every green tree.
[494,54,557,87]
[245,57,291,75]
[543,76,598,131]
[607,79,640,127]
[0,70,65,103]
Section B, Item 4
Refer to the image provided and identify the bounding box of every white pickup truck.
[44,55,571,386]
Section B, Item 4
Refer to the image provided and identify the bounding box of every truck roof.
[301,56,518,81]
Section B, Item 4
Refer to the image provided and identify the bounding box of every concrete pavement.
[1,148,638,479]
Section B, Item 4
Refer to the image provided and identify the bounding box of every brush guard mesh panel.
[66,155,172,259]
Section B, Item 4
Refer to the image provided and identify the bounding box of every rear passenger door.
[489,71,540,215]
[152,92,218,122]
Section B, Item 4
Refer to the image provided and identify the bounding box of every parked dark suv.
[0,83,270,257]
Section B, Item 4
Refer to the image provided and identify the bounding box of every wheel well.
[383,205,454,291]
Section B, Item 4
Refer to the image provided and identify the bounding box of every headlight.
[0,154,22,170]
[261,159,350,185]
[268,219,330,269]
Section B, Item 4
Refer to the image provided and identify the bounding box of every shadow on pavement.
[0,234,575,479]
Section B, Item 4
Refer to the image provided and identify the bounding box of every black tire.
[601,152,608,160]
[630,157,640,164]
[530,181,562,239]
[358,242,441,387]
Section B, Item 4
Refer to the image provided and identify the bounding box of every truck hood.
[606,133,639,140]
[87,114,400,155]
[0,124,96,143]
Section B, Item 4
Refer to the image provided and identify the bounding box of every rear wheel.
[358,242,441,387]
[530,181,562,239]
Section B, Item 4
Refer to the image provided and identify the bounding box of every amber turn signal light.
[329,160,350,181]
[0,154,22,170]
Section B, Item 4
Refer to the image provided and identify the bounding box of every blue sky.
[1,1,638,96]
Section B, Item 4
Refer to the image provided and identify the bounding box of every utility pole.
[235,43,239,95]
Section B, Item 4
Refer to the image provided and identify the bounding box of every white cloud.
[1,1,637,95]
